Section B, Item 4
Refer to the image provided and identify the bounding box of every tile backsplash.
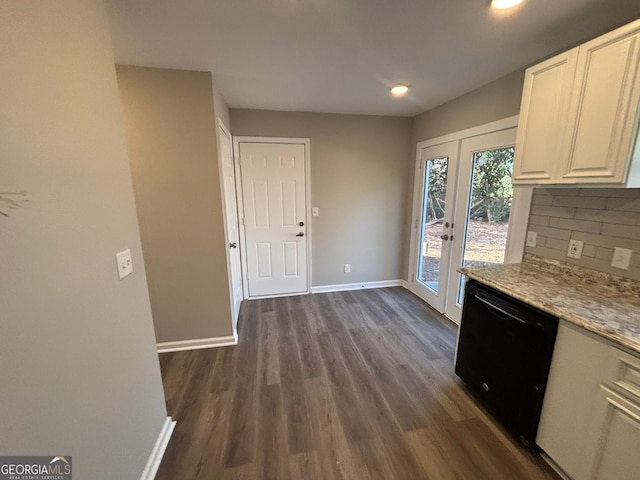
[526,188,640,281]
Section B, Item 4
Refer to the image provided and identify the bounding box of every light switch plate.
[116,249,133,279]
[567,240,584,259]
[611,247,632,270]
[344,263,351,274]
[312,207,319,217]
[526,231,538,248]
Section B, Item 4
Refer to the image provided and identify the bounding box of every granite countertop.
[459,255,640,355]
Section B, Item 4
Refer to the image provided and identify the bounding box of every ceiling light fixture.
[491,0,523,9]
[391,84,409,96]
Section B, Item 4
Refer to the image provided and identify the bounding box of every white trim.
[233,136,312,299]
[399,279,409,289]
[504,186,533,263]
[216,118,241,340]
[415,115,519,151]
[157,333,238,354]
[140,416,176,480]
[311,279,405,294]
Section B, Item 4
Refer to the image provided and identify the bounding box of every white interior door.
[238,140,308,297]
[409,140,459,312]
[218,122,243,331]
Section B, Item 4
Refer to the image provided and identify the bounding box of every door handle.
[296,232,305,237]
[440,234,449,241]
[230,242,237,248]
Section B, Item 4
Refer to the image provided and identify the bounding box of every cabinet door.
[562,22,640,184]
[537,323,609,480]
[589,387,640,480]
[512,49,578,184]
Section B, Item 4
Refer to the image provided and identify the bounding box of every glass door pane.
[445,127,517,324]
[410,139,458,314]
[457,146,514,305]
[418,157,448,293]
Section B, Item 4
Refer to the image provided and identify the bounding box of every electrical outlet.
[115,249,133,279]
[344,263,351,274]
[567,240,584,259]
[312,207,319,217]
[526,231,538,248]
[611,247,632,270]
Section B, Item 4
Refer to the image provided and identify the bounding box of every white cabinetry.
[512,50,578,183]
[513,19,640,187]
[537,322,640,480]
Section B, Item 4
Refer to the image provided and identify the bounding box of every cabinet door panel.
[513,49,578,184]
[563,26,640,183]
[537,323,609,480]
[590,388,640,480]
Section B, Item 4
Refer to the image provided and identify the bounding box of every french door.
[410,127,530,324]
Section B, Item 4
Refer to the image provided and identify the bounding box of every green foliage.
[469,148,514,224]
[423,148,514,225]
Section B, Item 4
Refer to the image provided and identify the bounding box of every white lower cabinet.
[537,322,640,480]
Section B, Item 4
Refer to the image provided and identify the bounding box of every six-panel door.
[239,142,308,297]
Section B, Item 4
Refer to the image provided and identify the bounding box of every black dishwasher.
[455,280,559,446]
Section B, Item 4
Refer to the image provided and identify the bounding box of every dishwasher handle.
[474,294,529,326]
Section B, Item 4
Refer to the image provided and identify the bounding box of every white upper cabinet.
[513,49,579,183]
[513,19,640,187]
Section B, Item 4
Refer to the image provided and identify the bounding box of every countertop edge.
[461,269,640,356]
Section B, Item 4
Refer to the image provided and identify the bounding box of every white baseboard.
[157,333,238,353]
[140,416,176,480]
[311,279,405,294]
[400,279,409,289]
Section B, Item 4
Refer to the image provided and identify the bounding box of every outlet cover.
[344,263,351,274]
[116,249,133,279]
[567,240,584,259]
[526,231,538,248]
[611,247,632,270]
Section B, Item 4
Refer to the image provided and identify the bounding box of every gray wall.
[526,188,640,280]
[0,1,167,479]
[230,109,413,287]
[411,68,526,145]
[116,66,234,343]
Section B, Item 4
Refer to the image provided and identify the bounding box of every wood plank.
[155,287,559,480]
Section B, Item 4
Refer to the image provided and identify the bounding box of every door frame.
[407,115,533,321]
[233,136,312,299]
[410,140,460,313]
[216,118,242,339]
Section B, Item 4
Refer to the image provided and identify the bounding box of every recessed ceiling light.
[391,85,409,96]
[491,0,523,9]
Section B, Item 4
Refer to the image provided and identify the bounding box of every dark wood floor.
[156,287,558,479]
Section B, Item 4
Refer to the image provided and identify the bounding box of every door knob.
[229,242,237,248]
[296,232,305,237]
[440,234,449,241]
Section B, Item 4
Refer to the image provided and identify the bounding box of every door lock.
[440,234,449,241]
[230,242,237,248]
[296,232,305,237]
[299,221,304,227]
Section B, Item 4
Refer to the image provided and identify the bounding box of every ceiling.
[107,0,640,117]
